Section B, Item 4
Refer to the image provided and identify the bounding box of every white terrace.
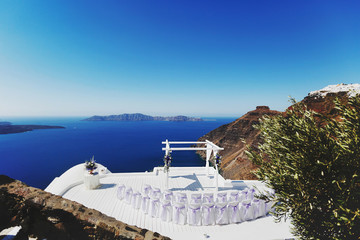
[45,140,294,240]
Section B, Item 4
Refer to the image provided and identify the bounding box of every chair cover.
[190,193,202,204]
[125,187,133,204]
[242,200,255,221]
[228,201,242,223]
[175,192,188,204]
[188,203,202,226]
[229,191,239,202]
[163,190,173,202]
[216,192,227,203]
[173,202,187,225]
[215,202,229,225]
[142,184,152,196]
[202,203,216,226]
[238,189,248,202]
[150,198,160,218]
[247,187,256,200]
[131,191,142,209]
[151,187,161,199]
[159,200,173,222]
[252,199,266,218]
[117,184,126,200]
[141,195,151,214]
[202,193,214,204]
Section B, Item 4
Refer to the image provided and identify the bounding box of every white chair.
[202,193,214,204]
[247,188,256,200]
[142,184,152,196]
[175,192,188,204]
[150,198,160,218]
[131,191,142,209]
[173,202,187,225]
[238,189,248,202]
[216,192,227,203]
[188,203,202,226]
[125,187,133,204]
[229,191,239,202]
[151,187,161,199]
[252,199,266,218]
[215,202,229,225]
[117,184,126,200]
[228,201,242,223]
[163,190,173,202]
[202,203,216,226]
[141,195,150,214]
[159,200,172,222]
[242,200,255,221]
[190,193,202,204]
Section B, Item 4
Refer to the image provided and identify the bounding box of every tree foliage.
[246,97,360,240]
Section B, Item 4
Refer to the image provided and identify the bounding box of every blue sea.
[0,117,235,189]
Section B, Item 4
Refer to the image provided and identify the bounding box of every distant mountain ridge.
[83,113,203,122]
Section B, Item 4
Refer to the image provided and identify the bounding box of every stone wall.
[0,175,170,240]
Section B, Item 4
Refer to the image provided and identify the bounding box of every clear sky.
[0,1,359,117]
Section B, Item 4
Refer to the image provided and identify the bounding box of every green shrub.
[247,97,360,240]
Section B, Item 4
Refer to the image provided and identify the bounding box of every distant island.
[0,122,65,134]
[83,113,203,122]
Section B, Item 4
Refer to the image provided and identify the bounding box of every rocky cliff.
[198,106,282,180]
[198,84,359,180]
[0,175,169,240]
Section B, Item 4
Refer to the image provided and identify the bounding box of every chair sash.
[229,191,239,202]
[176,193,188,204]
[131,192,142,209]
[117,184,126,200]
[150,198,160,218]
[142,184,152,196]
[238,190,248,202]
[202,204,215,225]
[203,193,214,204]
[216,192,227,203]
[163,190,173,202]
[228,201,241,223]
[159,201,172,222]
[248,188,256,200]
[188,204,201,226]
[142,196,150,214]
[190,193,202,204]
[125,187,133,204]
[173,203,187,225]
[151,188,161,199]
[215,203,229,225]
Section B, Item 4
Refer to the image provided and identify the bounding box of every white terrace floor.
[46,165,295,240]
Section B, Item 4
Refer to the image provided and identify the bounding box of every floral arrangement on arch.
[85,156,97,174]
[213,153,222,168]
[163,152,172,173]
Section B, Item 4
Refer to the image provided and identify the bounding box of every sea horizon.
[0,117,236,189]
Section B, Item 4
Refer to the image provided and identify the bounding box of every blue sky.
[0,1,359,117]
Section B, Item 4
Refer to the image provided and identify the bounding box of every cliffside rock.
[0,175,170,240]
[198,84,359,180]
[198,106,282,180]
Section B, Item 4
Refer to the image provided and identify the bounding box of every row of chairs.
[116,184,273,225]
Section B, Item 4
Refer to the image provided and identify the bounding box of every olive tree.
[246,97,360,240]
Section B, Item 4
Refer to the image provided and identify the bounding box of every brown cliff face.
[198,106,282,180]
[198,89,353,180]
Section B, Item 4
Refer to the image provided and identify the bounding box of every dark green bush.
[247,97,360,240]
